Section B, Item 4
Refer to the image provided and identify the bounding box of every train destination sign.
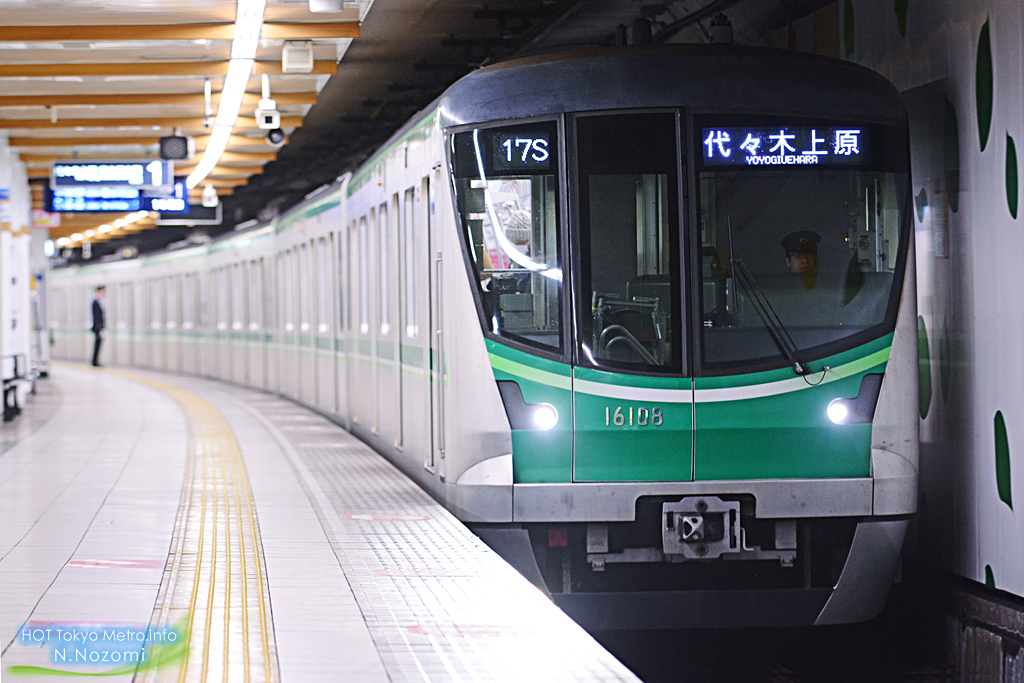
[51,159,174,190]
[491,132,551,172]
[701,126,868,167]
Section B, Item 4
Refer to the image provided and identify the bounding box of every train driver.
[781,230,820,289]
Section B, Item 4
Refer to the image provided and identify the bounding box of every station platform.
[0,364,639,683]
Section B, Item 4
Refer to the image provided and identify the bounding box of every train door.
[399,185,424,455]
[315,236,333,408]
[428,170,445,474]
[378,198,397,441]
[67,287,80,361]
[374,203,389,434]
[247,259,263,389]
[337,222,353,423]
[134,280,147,367]
[282,249,295,397]
[570,112,694,482]
[233,262,247,384]
[396,190,409,449]
[354,215,371,426]
[126,282,135,366]
[105,285,117,365]
[168,274,180,371]
[261,258,271,390]
[199,271,212,377]
[215,267,226,379]
[153,278,165,369]
[227,265,236,381]
[299,242,315,402]
[182,274,195,373]
[327,233,338,411]
[273,253,285,393]
[160,277,170,370]
[112,282,125,365]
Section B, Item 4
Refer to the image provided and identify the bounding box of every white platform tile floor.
[0,364,639,683]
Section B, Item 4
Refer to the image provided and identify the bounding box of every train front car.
[441,46,916,629]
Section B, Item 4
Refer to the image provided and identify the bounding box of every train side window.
[402,187,417,338]
[378,202,390,335]
[317,238,330,335]
[574,112,683,373]
[299,244,310,334]
[451,120,564,353]
[167,276,178,330]
[182,275,193,330]
[283,251,295,334]
[150,278,162,330]
[249,261,261,333]
[233,264,244,332]
[118,282,130,329]
[358,217,369,334]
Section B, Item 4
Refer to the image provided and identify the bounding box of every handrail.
[598,325,659,365]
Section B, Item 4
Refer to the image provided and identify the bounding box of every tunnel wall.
[843,1,1024,680]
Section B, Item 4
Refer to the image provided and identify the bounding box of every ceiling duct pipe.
[632,18,653,44]
[615,23,628,46]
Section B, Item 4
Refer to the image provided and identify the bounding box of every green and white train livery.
[51,45,917,628]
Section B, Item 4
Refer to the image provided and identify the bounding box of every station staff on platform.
[91,286,106,367]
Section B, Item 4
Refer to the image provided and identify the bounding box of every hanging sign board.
[48,179,189,213]
[51,159,174,190]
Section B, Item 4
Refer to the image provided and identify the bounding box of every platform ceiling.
[0,0,832,261]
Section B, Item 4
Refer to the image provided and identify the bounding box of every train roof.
[438,45,906,128]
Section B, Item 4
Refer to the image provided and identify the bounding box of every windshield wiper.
[728,217,810,375]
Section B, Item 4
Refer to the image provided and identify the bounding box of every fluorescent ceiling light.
[232,0,267,59]
[215,58,253,127]
[187,0,267,188]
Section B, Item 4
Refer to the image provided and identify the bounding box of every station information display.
[48,180,190,214]
[701,126,869,167]
[51,159,174,189]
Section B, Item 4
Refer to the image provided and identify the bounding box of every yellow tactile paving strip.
[108,370,279,683]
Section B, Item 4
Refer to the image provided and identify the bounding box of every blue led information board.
[144,181,189,213]
[701,126,868,166]
[51,186,140,213]
[49,180,189,214]
[51,159,174,189]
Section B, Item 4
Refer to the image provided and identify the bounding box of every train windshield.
[451,121,564,352]
[696,118,909,372]
[575,113,683,373]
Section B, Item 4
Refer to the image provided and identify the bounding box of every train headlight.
[533,403,558,430]
[827,399,849,424]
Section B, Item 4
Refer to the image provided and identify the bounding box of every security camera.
[266,128,286,147]
[256,108,280,130]
[255,97,280,130]
[201,184,218,208]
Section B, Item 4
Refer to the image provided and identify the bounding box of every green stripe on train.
[486,335,891,483]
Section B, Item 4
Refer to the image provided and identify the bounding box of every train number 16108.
[605,406,663,427]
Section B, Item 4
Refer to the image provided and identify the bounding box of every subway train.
[51,45,918,629]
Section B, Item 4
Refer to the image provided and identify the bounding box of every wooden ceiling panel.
[0,116,303,130]
[0,0,369,246]
[0,22,357,42]
[0,61,337,78]
[0,92,317,107]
